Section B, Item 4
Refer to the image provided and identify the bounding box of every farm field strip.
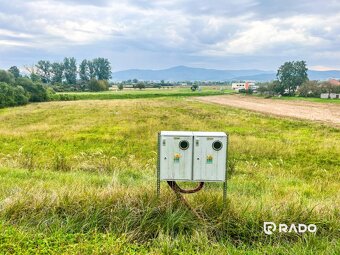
[196,95,340,127]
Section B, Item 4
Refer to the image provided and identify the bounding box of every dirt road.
[196,95,340,127]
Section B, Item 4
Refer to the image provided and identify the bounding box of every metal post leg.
[223,181,227,208]
[157,172,160,198]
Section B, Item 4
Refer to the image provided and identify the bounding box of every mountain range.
[112,65,340,82]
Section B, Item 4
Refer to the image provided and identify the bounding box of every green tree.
[0,70,15,84]
[63,57,77,85]
[257,81,280,96]
[87,79,109,91]
[321,81,340,98]
[276,61,308,95]
[117,83,124,90]
[16,77,48,102]
[191,84,199,91]
[135,82,145,90]
[51,62,64,84]
[272,80,285,95]
[36,60,52,83]
[8,66,21,79]
[297,80,321,97]
[92,58,112,80]
[88,61,96,79]
[0,82,29,108]
[30,73,41,83]
[79,59,90,82]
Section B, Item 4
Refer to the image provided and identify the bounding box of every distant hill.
[307,70,340,80]
[112,65,340,82]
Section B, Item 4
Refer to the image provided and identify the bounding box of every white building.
[321,93,340,99]
[231,82,256,91]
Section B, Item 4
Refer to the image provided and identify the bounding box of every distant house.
[321,93,340,99]
[328,79,340,86]
[320,79,340,99]
[231,81,256,91]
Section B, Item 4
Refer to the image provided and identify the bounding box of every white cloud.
[0,0,339,70]
[0,28,33,39]
[0,39,30,47]
[199,15,337,56]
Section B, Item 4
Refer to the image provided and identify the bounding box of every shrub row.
[0,70,50,108]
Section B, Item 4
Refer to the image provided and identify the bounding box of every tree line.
[24,57,112,91]
[0,57,112,108]
[256,61,340,97]
[0,69,50,108]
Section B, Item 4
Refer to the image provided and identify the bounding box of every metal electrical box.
[159,131,193,181]
[158,131,228,182]
[193,132,227,182]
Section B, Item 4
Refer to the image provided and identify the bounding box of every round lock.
[179,140,189,150]
[212,140,223,151]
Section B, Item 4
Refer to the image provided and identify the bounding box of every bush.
[297,81,321,97]
[0,70,15,84]
[49,94,77,101]
[13,86,29,105]
[16,77,49,102]
[320,81,340,95]
[191,84,199,91]
[117,84,124,90]
[51,82,85,92]
[50,83,65,92]
[134,82,146,90]
[8,66,21,79]
[46,87,57,99]
[87,79,109,92]
[239,88,253,94]
[0,82,29,108]
[257,81,281,96]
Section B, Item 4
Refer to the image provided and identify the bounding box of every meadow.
[52,86,232,101]
[0,96,339,254]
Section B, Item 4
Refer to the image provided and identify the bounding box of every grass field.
[52,87,233,101]
[0,97,339,254]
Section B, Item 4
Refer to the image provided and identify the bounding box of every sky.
[0,0,339,71]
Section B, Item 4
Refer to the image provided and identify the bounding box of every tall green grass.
[0,98,339,254]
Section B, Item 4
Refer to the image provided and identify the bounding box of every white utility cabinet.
[192,132,227,182]
[159,131,193,181]
[158,131,227,182]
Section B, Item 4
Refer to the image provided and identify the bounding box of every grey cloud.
[51,0,111,6]
[252,0,340,18]
[0,0,339,70]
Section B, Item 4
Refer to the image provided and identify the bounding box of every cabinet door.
[193,136,226,182]
[160,135,193,180]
